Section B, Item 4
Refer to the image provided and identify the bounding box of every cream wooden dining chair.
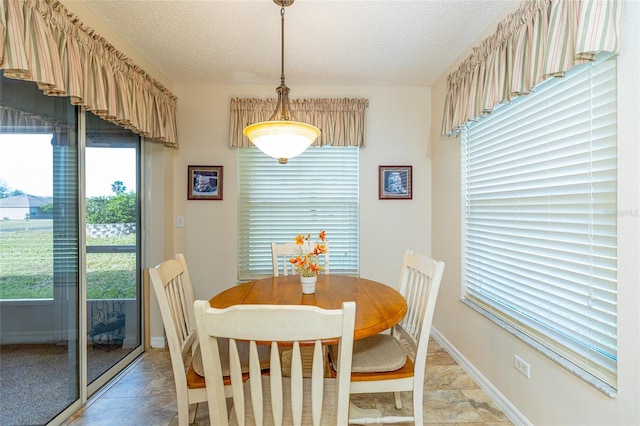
[271,240,330,377]
[271,241,329,277]
[330,250,445,425]
[149,253,269,425]
[194,300,356,426]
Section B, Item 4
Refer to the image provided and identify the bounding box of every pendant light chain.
[280,5,286,86]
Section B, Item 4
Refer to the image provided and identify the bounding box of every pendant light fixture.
[243,0,320,164]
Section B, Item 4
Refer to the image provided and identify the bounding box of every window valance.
[0,106,76,146]
[441,0,622,137]
[0,0,178,147]
[229,97,369,148]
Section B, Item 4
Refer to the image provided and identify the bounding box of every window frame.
[461,54,618,395]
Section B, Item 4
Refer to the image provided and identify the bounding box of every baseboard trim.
[430,327,531,426]
[150,336,166,348]
[0,331,54,344]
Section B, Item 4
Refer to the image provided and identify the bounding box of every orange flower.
[291,231,327,277]
[289,256,304,266]
[313,245,327,256]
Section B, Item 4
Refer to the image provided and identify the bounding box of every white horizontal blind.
[238,146,359,280]
[462,55,617,389]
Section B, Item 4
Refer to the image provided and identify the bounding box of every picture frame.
[379,165,412,200]
[188,165,223,200]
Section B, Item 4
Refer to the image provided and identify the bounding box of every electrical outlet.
[514,355,531,378]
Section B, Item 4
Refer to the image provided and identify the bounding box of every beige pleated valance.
[441,0,622,137]
[0,0,178,147]
[229,97,369,148]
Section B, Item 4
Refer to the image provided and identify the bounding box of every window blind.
[238,146,359,280]
[462,55,617,390]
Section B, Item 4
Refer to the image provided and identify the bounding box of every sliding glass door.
[85,114,142,392]
[0,74,144,425]
[0,75,81,425]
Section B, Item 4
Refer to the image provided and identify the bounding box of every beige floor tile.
[425,364,481,390]
[462,389,512,423]
[65,342,513,425]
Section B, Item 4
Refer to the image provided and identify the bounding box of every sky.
[0,134,137,198]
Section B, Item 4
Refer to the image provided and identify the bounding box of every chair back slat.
[169,275,190,347]
[291,342,303,425]
[269,342,284,424]
[195,302,355,426]
[311,341,325,425]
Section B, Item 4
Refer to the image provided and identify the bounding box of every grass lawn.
[0,219,136,299]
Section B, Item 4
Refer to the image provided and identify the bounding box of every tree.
[40,203,53,214]
[0,180,24,198]
[86,192,136,224]
[0,180,9,198]
[85,181,136,224]
[111,180,126,194]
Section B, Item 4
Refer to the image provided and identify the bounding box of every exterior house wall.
[0,195,52,220]
[0,206,29,220]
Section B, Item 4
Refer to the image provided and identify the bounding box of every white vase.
[300,275,317,294]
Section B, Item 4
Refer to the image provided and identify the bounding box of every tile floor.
[64,338,513,425]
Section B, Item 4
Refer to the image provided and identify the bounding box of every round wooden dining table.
[209,274,407,342]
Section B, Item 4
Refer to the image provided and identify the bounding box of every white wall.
[430,2,640,425]
[171,84,432,303]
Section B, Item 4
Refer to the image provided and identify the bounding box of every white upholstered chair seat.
[330,334,407,373]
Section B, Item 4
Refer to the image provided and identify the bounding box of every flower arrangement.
[290,230,327,277]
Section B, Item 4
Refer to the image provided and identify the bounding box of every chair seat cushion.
[229,377,339,425]
[330,334,407,373]
[192,338,270,377]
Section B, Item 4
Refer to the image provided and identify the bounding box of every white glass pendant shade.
[244,120,320,164]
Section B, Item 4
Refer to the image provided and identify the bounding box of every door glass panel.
[0,76,80,424]
[85,114,141,384]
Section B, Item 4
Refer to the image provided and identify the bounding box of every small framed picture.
[188,165,223,200]
[379,165,412,200]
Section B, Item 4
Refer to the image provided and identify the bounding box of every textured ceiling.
[76,0,514,87]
